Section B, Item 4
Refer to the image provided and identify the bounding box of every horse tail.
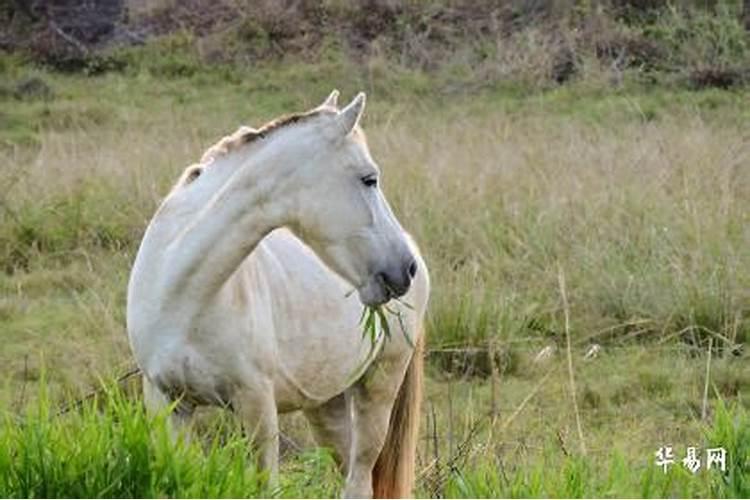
[372,329,424,498]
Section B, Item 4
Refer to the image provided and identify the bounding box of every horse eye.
[361,175,378,187]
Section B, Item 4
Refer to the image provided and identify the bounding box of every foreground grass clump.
[0,387,274,498]
[0,385,347,498]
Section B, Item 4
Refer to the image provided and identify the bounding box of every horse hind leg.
[304,392,352,472]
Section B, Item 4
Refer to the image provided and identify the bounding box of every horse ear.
[338,92,366,135]
[321,89,339,108]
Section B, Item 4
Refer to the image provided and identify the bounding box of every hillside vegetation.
[3,0,750,87]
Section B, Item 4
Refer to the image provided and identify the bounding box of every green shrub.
[644,4,749,87]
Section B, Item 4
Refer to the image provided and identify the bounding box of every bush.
[645,3,749,87]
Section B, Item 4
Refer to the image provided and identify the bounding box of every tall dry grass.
[1,95,748,370]
[373,105,749,348]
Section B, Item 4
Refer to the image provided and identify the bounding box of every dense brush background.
[0,0,749,497]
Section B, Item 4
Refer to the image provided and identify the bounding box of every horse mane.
[173,106,339,191]
[199,107,333,165]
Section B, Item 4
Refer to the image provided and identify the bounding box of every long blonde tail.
[372,331,424,498]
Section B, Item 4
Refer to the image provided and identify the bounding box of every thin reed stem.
[701,337,713,421]
[558,265,587,456]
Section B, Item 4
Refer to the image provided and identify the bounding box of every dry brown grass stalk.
[558,265,587,456]
[702,337,714,421]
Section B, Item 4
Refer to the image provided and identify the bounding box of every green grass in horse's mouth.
[360,300,414,349]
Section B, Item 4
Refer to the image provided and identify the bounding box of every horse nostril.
[407,259,418,279]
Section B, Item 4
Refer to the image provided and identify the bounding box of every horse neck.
[138,131,307,305]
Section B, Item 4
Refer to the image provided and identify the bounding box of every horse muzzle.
[358,257,418,306]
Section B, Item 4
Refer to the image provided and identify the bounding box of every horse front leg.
[304,392,353,472]
[143,375,194,444]
[233,387,280,488]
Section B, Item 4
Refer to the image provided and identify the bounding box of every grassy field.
[1,46,749,497]
[1,383,748,498]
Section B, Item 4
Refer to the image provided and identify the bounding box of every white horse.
[126,90,429,498]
